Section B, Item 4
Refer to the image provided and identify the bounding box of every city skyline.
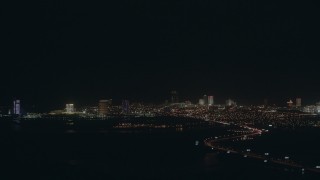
[3,94,320,115]
[2,92,320,112]
[2,1,320,179]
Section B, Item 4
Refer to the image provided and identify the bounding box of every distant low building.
[49,110,65,115]
[24,113,42,119]
[226,99,236,107]
[79,106,98,115]
[287,100,293,108]
[185,101,192,105]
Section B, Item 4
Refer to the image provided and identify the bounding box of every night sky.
[1,1,320,111]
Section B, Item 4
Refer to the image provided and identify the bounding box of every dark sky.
[1,0,320,111]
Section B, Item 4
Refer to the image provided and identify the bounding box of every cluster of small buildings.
[286,98,320,114]
[303,103,320,114]
[0,99,22,117]
[198,95,215,106]
[287,98,302,108]
[49,99,128,117]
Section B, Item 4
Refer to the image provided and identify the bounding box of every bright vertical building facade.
[199,99,205,105]
[66,104,74,113]
[98,99,112,116]
[208,96,214,106]
[296,98,301,107]
[13,100,21,115]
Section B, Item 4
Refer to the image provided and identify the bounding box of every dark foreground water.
[0,118,319,180]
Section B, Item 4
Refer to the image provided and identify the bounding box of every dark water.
[225,128,320,169]
[0,118,319,180]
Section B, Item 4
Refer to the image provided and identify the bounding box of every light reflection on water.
[65,129,76,133]
[203,152,220,167]
[12,123,21,132]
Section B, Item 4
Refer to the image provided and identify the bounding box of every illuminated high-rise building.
[98,99,112,116]
[208,96,214,106]
[13,100,21,115]
[296,98,301,107]
[199,99,205,105]
[66,104,74,113]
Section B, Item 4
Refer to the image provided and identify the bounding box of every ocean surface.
[0,117,319,180]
